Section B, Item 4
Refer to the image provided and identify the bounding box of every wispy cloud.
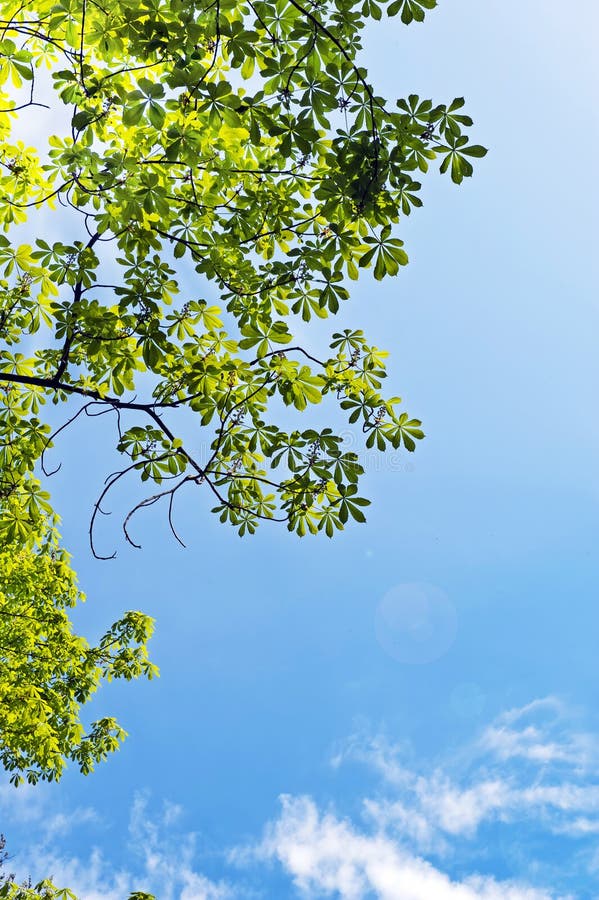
[2,698,597,898]
[2,791,232,900]
[479,698,598,770]
[330,695,599,855]
[253,794,563,900]
[229,698,598,898]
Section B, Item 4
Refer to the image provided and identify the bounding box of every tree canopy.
[0,0,485,554]
[0,514,157,786]
[0,0,485,880]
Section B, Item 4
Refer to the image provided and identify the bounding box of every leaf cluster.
[0,0,486,547]
[0,510,157,785]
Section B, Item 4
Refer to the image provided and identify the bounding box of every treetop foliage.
[0,517,157,786]
[0,0,485,553]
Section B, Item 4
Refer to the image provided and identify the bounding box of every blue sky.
[2,0,599,897]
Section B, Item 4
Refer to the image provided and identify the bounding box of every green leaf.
[123,102,146,125]
[461,144,488,158]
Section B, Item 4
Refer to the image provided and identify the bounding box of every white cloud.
[19,844,230,900]
[256,794,561,900]
[363,775,510,851]
[478,699,597,771]
[3,698,597,899]
[20,847,138,900]
[0,782,99,849]
[480,724,575,766]
[333,697,599,853]
[0,782,47,824]
[4,791,231,900]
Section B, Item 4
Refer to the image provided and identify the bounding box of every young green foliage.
[0,500,157,785]
[0,880,153,900]
[0,0,485,552]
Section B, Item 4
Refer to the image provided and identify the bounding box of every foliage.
[0,0,485,556]
[0,499,157,785]
[0,877,78,900]
[0,884,154,900]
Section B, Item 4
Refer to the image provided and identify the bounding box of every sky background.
[2,0,599,897]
